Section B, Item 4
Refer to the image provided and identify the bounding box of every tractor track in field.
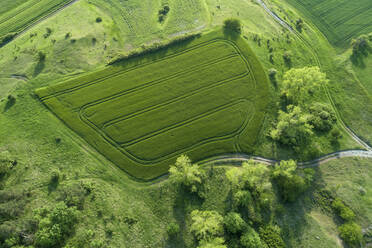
[194,0,372,170]
[1,0,78,47]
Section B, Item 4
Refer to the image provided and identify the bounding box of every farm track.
[195,0,372,171]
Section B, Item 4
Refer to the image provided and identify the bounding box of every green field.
[0,0,74,41]
[36,30,269,180]
[284,0,372,46]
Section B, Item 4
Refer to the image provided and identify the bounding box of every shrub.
[7,95,16,105]
[38,51,46,62]
[259,225,285,248]
[272,160,311,202]
[295,18,304,32]
[330,128,342,142]
[34,202,78,248]
[50,170,60,184]
[241,226,266,248]
[270,105,314,148]
[338,222,363,247]
[197,237,227,248]
[158,5,170,22]
[268,68,277,85]
[190,210,224,241]
[283,51,291,65]
[308,103,337,132]
[332,198,355,221]
[224,212,246,234]
[167,222,180,237]
[43,28,52,38]
[223,18,242,34]
[0,33,17,47]
[169,155,204,193]
[351,35,370,57]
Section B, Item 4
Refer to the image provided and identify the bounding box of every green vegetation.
[223,18,242,34]
[0,0,371,247]
[36,30,270,180]
[284,0,372,46]
[0,0,74,43]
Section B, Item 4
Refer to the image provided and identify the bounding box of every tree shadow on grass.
[3,98,16,112]
[277,165,335,247]
[33,60,45,78]
[167,186,204,248]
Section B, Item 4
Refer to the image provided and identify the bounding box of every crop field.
[36,30,269,180]
[285,0,372,46]
[0,0,74,40]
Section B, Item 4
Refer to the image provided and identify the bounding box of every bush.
[330,128,342,143]
[43,28,52,39]
[259,225,285,248]
[332,198,355,221]
[169,155,204,193]
[223,18,242,34]
[190,210,224,241]
[338,222,363,247]
[167,222,180,237]
[0,33,17,47]
[158,5,170,22]
[295,18,304,32]
[272,160,311,202]
[241,226,266,248]
[38,51,46,62]
[224,212,246,234]
[351,35,370,57]
[34,202,78,248]
[283,51,291,65]
[308,103,336,132]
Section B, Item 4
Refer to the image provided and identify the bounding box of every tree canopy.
[223,18,242,34]
[281,66,328,106]
[270,105,314,148]
[169,155,204,193]
[190,210,224,241]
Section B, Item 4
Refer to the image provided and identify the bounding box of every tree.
[223,18,242,34]
[308,103,337,132]
[190,210,224,241]
[271,160,312,202]
[332,198,355,222]
[167,222,180,237]
[259,225,285,248]
[270,105,314,148]
[197,237,227,248]
[226,160,269,193]
[224,212,246,234]
[240,226,266,248]
[169,155,204,193]
[281,66,328,106]
[34,202,78,248]
[338,222,363,247]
